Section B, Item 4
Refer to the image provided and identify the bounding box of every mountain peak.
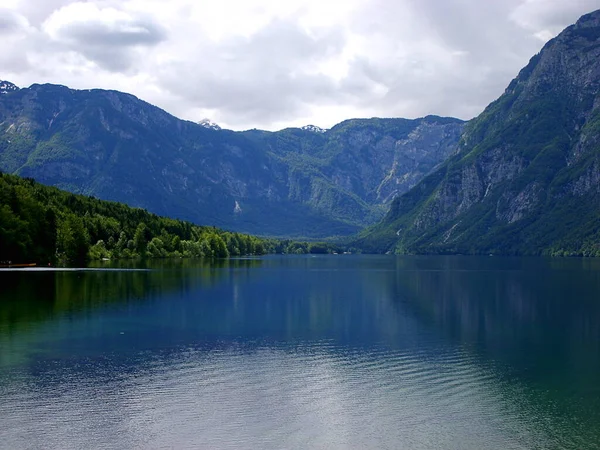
[301,125,327,133]
[576,9,600,26]
[356,8,600,256]
[198,118,221,130]
[0,81,19,95]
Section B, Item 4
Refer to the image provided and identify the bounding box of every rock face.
[243,117,464,228]
[0,81,19,95]
[0,83,463,237]
[198,119,221,130]
[357,10,600,256]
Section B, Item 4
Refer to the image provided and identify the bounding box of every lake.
[1,255,599,449]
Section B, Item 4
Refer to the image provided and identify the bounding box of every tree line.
[0,173,341,265]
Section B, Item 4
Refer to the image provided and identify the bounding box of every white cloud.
[42,2,166,71]
[510,0,600,42]
[155,19,348,127]
[1,0,598,130]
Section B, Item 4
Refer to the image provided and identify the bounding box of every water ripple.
[0,341,592,450]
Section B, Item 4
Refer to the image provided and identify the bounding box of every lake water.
[1,255,599,449]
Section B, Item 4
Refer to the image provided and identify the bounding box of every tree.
[171,235,181,253]
[207,232,229,258]
[147,237,167,258]
[0,205,30,262]
[89,239,109,259]
[133,223,149,257]
[57,214,89,264]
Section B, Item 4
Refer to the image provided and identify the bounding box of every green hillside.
[0,80,462,238]
[0,172,314,265]
[355,10,600,257]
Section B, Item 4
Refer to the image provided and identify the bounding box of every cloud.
[303,0,536,120]
[0,9,35,73]
[1,0,598,130]
[157,19,347,125]
[42,2,166,71]
[0,9,30,35]
[510,0,600,37]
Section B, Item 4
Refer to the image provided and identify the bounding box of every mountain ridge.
[356,9,600,256]
[0,81,464,237]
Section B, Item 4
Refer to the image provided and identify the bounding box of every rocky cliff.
[357,9,600,255]
[0,82,462,237]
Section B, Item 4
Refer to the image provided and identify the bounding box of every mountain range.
[0,80,463,238]
[356,9,600,256]
[2,9,600,255]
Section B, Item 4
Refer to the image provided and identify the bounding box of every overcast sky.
[1,0,597,130]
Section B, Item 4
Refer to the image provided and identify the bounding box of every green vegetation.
[242,116,462,231]
[0,172,342,265]
[354,12,600,257]
[0,80,462,239]
[355,104,600,257]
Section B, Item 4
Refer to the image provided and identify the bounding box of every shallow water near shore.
[1,255,599,449]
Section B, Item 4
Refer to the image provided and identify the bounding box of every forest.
[0,172,339,265]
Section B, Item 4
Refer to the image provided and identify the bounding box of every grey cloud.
[160,19,346,125]
[150,1,600,127]
[330,0,576,121]
[4,0,599,130]
[8,0,73,26]
[56,18,166,47]
[408,0,522,46]
[0,50,31,74]
[0,9,34,73]
[44,6,167,72]
[511,0,600,31]
[339,54,503,120]
[0,9,28,35]
[71,46,139,72]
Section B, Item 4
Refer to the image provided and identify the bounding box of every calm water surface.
[1,255,599,449]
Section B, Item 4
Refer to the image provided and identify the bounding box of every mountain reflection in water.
[0,256,599,449]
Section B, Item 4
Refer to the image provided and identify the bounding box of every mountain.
[356,10,600,256]
[198,118,221,130]
[242,116,464,230]
[301,125,327,133]
[0,82,463,237]
[0,81,19,95]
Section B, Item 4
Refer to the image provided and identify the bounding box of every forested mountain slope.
[0,80,462,238]
[0,172,270,264]
[356,10,600,256]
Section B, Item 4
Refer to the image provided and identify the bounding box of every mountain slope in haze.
[243,116,464,227]
[0,82,463,238]
[356,10,600,256]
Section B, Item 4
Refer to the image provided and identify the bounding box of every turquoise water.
[1,256,599,449]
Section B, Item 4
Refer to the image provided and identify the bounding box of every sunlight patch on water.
[0,342,569,450]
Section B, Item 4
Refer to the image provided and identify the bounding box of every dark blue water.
[1,256,599,449]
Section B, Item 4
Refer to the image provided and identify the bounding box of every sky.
[0,0,598,131]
